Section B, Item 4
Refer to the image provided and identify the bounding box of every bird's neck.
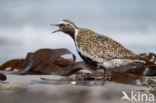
[68,31,75,40]
[64,28,79,41]
[67,28,80,41]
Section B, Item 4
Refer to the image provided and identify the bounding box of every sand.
[0,73,156,103]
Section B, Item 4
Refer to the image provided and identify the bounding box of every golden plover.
[52,19,144,80]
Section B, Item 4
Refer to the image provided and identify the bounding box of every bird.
[51,19,144,80]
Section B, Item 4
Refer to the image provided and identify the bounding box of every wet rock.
[0,73,6,81]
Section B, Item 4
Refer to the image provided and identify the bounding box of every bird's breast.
[76,45,135,69]
[77,51,101,68]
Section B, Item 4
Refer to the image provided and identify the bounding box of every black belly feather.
[78,51,100,68]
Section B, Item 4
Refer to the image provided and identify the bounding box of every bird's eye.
[66,24,70,26]
[60,24,65,26]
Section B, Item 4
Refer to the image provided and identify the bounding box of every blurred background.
[0,0,156,64]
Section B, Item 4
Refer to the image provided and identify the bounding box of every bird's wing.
[83,35,141,60]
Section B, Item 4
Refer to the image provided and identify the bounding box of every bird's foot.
[101,75,111,85]
[104,75,111,81]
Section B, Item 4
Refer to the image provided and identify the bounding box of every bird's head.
[52,19,78,39]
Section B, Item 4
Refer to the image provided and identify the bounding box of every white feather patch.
[60,21,76,30]
[101,59,133,68]
[75,29,78,39]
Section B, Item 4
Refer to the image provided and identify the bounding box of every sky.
[0,0,156,64]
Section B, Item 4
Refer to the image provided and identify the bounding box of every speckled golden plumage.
[53,19,144,71]
[76,28,139,61]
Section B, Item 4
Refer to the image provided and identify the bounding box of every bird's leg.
[102,68,112,82]
[105,68,112,81]
[93,70,97,85]
[101,68,106,85]
[108,70,112,80]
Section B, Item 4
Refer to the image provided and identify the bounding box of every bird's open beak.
[51,24,61,33]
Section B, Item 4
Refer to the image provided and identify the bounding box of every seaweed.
[0,48,156,87]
